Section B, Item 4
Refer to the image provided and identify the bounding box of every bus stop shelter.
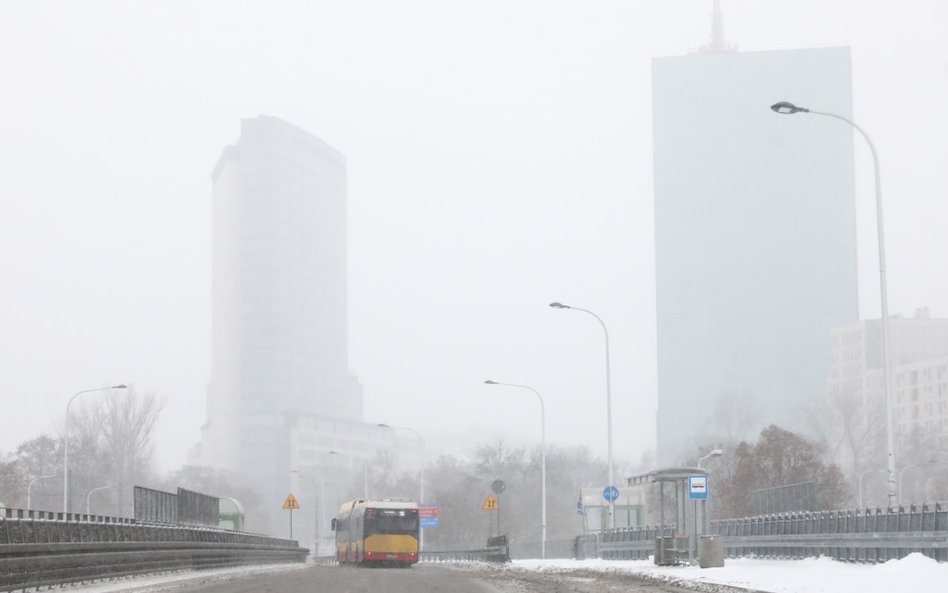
[627,467,712,565]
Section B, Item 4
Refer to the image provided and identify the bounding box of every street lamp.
[549,300,615,528]
[27,474,56,509]
[858,467,886,508]
[898,460,944,505]
[695,448,723,540]
[771,100,898,509]
[484,379,547,558]
[378,423,426,551]
[63,384,127,513]
[85,485,110,515]
[328,450,368,500]
[697,449,723,469]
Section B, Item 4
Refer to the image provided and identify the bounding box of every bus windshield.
[364,508,419,536]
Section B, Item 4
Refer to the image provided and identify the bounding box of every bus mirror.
[331,518,336,531]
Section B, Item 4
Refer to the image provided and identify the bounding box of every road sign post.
[688,476,709,561]
[490,480,505,536]
[282,493,300,539]
[419,503,440,528]
[482,494,499,536]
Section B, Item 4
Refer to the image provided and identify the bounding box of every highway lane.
[122,563,716,593]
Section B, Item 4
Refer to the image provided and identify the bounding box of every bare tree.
[69,387,164,516]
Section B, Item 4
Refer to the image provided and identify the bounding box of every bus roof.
[336,499,418,514]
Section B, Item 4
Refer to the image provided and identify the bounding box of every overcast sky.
[1,0,946,473]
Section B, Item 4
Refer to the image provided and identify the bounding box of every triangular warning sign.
[282,493,300,510]
[482,495,498,510]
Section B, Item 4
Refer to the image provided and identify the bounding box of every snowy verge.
[50,562,310,593]
[511,554,948,593]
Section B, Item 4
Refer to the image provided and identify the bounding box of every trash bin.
[698,535,724,568]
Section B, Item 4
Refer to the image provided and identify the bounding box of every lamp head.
[710,448,724,457]
[377,423,391,428]
[549,301,570,309]
[112,384,128,389]
[484,380,499,385]
[770,101,809,115]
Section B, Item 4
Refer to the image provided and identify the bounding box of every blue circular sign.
[603,486,619,502]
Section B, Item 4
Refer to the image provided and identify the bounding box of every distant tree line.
[2,389,866,547]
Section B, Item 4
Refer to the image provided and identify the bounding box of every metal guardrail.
[420,545,509,563]
[597,526,678,560]
[711,502,948,563]
[586,501,948,564]
[309,546,509,565]
[0,508,307,592]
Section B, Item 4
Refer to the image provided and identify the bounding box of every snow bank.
[512,553,948,593]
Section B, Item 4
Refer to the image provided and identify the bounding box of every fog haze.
[1,0,946,473]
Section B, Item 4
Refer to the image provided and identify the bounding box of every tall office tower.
[653,46,859,462]
[199,116,367,537]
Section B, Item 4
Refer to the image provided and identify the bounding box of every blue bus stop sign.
[603,486,619,502]
[688,475,709,500]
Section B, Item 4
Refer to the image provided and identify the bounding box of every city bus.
[332,499,420,567]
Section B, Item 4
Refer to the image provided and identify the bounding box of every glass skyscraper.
[653,47,858,461]
[199,116,366,537]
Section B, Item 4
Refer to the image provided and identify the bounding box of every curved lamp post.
[64,385,127,513]
[695,449,723,540]
[85,485,111,515]
[378,423,425,551]
[549,301,615,528]
[328,450,368,500]
[771,101,897,509]
[858,467,886,508]
[27,474,56,509]
[484,379,547,558]
[898,459,945,505]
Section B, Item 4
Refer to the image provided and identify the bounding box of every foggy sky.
[1,0,947,473]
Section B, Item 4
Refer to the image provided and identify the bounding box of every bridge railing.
[584,501,948,564]
[711,501,948,563]
[0,507,307,592]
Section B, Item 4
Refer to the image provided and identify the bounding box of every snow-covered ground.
[60,562,310,593]
[513,554,948,593]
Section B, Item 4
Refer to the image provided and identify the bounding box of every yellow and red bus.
[332,499,419,567]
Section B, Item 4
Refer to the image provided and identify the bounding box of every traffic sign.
[491,479,506,495]
[482,495,499,510]
[420,517,440,528]
[282,493,300,510]
[603,486,619,502]
[688,475,708,500]
[419,504,439,518]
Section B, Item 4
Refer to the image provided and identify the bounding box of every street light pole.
[27,474,56,509]
[85,485,110,515]
[695,449,723,546]
[550,301,615,528]
[484,380,547,559]
[329,450,368,500]
[63,385,127,513]
[378,423,426,551]
[898,460,944,505]
[858,467,886,508]
[771,101,898,509]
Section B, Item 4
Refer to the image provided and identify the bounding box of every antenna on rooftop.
[699,0,736,54]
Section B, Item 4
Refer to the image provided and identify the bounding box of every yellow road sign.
[482,495,498,510]
[282,492,300,510]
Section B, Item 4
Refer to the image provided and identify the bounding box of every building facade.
[828,310,948,491]
[653,47,859,462]
[197,116,391,542]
